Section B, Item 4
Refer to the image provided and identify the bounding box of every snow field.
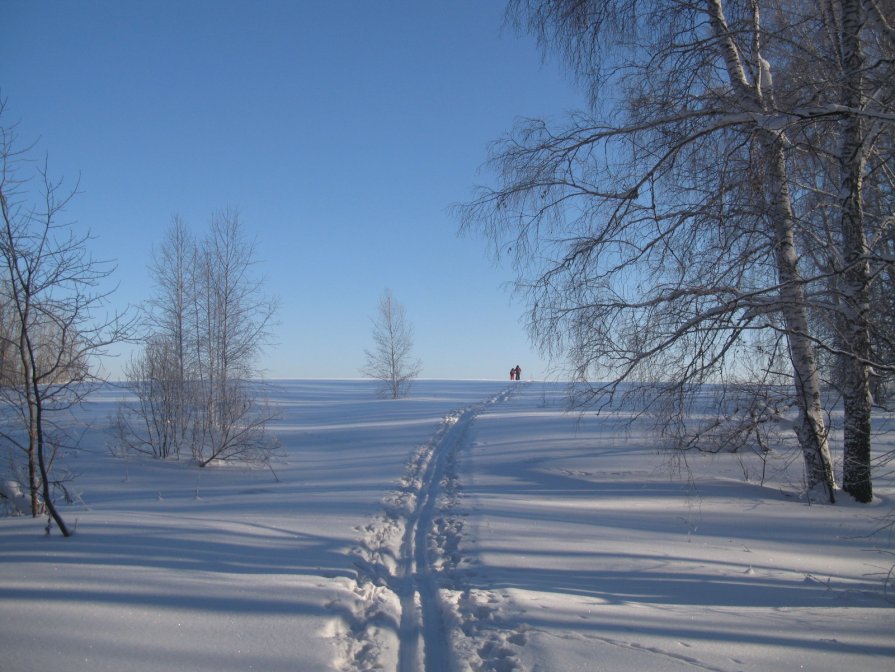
[451,384,895,671]
[0,379,893,672]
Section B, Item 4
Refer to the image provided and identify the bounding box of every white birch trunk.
[762,135,837,501]
[837,0,874,502]
[709,0,836,501]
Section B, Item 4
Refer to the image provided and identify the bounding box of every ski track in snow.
[338,385,517,672]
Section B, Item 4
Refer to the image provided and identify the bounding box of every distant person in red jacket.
[514,365,522,381]
[510,367,516,380]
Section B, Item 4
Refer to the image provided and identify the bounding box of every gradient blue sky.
[3,1,584,380]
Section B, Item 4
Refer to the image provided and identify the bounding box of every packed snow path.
[399,408,459,672]
[347,386,516,672]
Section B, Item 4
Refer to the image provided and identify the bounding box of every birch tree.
[146,216,194,455]
[752,0,895,502]
[362,290,422,399]
[117,211,278,466]
[189,210,278,465]
[823,0,894,502]
[460,0,893,502]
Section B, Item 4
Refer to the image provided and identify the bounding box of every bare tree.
[362,290,422,399]
[115,335,183,459]
[189,210,278,465]
[146,216,195,455]
[117,210,278,467]
[459,0,893,503]
[741,0,895,502]
[112,219,196,460]
[820,0,894,503]
[0,105,133,535]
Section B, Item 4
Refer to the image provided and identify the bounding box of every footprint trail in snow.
[341,386,517,672]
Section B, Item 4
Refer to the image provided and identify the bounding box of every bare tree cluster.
[115,212,278,466]
[362,290,422,399]
[459,0,895,503]
[0,105,132,535]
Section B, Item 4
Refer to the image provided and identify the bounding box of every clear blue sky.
[3,1,583,380]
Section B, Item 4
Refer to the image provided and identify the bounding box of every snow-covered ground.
[1,380,893,671]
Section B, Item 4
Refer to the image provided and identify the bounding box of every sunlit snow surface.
[1,380,893,671]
